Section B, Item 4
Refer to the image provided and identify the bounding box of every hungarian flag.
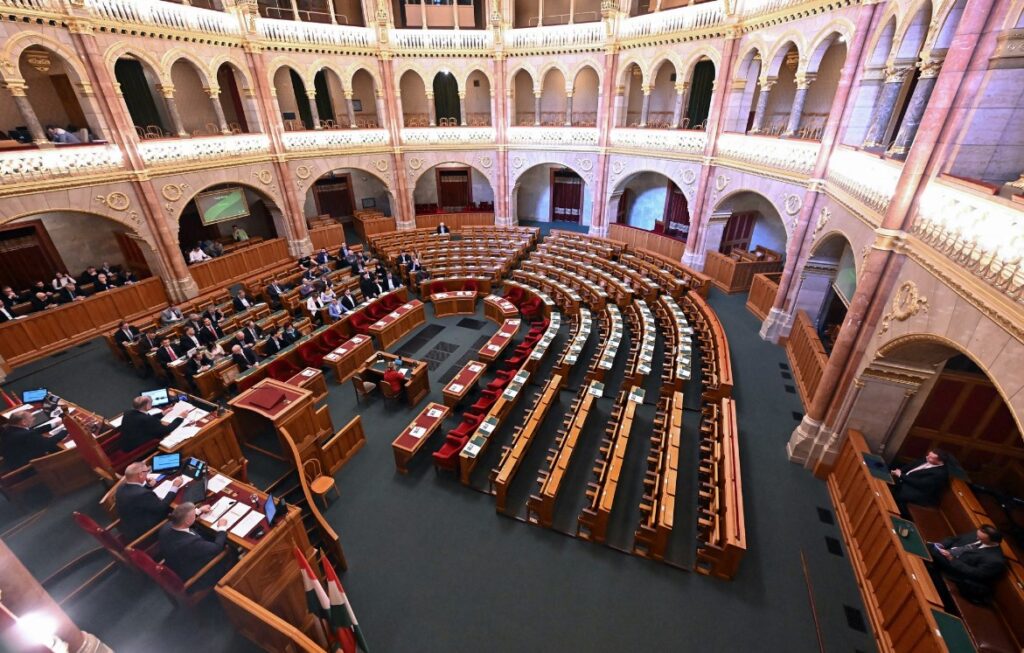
[294,547,329,623]
[321,553,369,653]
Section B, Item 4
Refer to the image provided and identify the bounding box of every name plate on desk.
[427,407,445,419]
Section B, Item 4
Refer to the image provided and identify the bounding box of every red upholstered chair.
[349,312,373,335]
[426,281,445,297]
[297,344,323,368]
[73,511,130,567]
[504,352,529,369]
[432,434,467,473]
[380,293,403,311]
[104,437,159,474]
[462,280,479,294]
[321,329,344,349]
[268,358,301,381]
[486,375,513,392]
[448,420,477,440]
[503,286,525,307]
[366,303,389,321]
[520,299,542,321]
[126,546,227,608]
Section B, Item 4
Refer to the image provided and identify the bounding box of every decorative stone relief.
[477,156,493,169]
[408,157,424,170]
[879,281,929,334]
[96,191,130,211]
[253,169,273,185]
[373,159,389,172]
[161,183,189,202]
[295,165,312,180]
[783,193,801,216]
[715,174,730,192]
[681,168,697,185]
[512,156,525,169]
[814,206,832,238]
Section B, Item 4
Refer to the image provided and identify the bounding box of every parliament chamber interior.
[0,0,1023,650]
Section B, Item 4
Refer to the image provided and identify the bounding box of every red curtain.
[663,186,689,239]
[438,171,470,209]
[719,211,756,254]
[551,173,583,222]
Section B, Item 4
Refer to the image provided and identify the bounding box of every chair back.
[302,458,323,484]
[73,511,128,563]
[126,547,189,601]
[352,375,371,398]
[379,381,400,400]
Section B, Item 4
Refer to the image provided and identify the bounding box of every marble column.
[159,85,188,137]
[565,94,573,126]
[458,91,467,126]
[374,90,386,128]
[862,65,909,147]
[887,59,942,157]
[783,73,814,137]
[638,86,651,127]
[206,86,231,134]
[533,91,542,126]
[748,78,774,133]
[345,91,357,128]
[426,92,436,126]
[5,82,48,144]
[306,90,321,129]
[671,82,689,128]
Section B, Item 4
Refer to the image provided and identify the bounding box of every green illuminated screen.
[196,188,249,225]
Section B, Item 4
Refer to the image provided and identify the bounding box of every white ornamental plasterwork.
[681,168,697,186]
[879,281,929,334]
[408,157,424,170]
[0,144,123,185]
[608,128,707,156]
[282,129,389,153]
[715,174,730,192]
[96,191,130,212]
[506,127,599,147]
[401,128,495,146]
[373,159,389,172]
[783,193,802,216]
[477,156,493,170]
[253,169,273,185]
[826,148,899,217]
[295,165,312,180]
[138,134,270,167]
[814,206,832,238]
[512,156,525,169]
[716,133,818,177]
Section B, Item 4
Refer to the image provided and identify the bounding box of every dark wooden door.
[550,169,583,223]
[313,175,355,218]
[0,221,65,290]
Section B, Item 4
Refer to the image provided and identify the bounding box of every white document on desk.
[154,475,189,500]
[160,425,200,448]
[203,497,236,523]
[164,401,195,422]
[207,474,232,494]
[110,414,124,428]
[211,503,251,531]
[231,510,264,537]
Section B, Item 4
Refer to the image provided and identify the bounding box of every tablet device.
[21,388,47,403]
[151,453,181,473]
[142,388,170,407]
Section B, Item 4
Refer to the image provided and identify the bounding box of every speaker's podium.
[229,378,329,463]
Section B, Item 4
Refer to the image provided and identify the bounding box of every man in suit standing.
[436,221,450,235]
[114,320,140,351]
[929,525,1007,605]
[199,318,223,346]
[0,410,60,471]
[115,462,183,541]
[231,344,259,371]
[158,502,232,590]
[891,449,950,515]
[118,395,186,453]
[232,290,254,312]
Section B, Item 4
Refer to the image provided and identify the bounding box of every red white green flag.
[321,552,369,653]
[294,547,329,622]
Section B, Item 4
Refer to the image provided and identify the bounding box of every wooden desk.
[169,467,276,551]
[229,379,322,463]
[360,352,430,406]
[368,299,426,350]
[392,402,449,474]
[442,360,486,408]
[285,368,327,403]
[430,290,477,318]
[322,333,375,383]
[148,395,248,481]
[479,318,520,364]
[484,294,518,323]
[458,368,531,484]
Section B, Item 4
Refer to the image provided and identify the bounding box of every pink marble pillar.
[379,57,415,227]
[589,46,620,235]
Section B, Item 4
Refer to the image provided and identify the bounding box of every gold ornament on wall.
[24,49,51,73]
[296,165,312,180]
[879,281,929,334]
[161,183,189,202]
[814,206,832,238]
[253,169,273,185]
[96,191,130,211]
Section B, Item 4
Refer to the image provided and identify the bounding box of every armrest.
[129,519,166,549]
[182,549,229,590]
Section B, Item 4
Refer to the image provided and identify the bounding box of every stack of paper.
[231,511,265,537]
[207,474,232,493]
[210,503,251,531]
[160,425,201,449]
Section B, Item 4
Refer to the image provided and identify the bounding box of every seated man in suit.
[298,281,315,298]
[203,305,225,325]
[160,305,184,325]
[891,449,950,515]
[228,330,248,352]
[114,320,140,351]
[929,525,1008,606]
[55,281,87,304]
[339,290,358,311]
[177,327,202,356]
[0,409,61,471]
[302,266,318,282]
[241,319,262,345]
[158,502,232,590]
[359,272,382,300]
[314,248,332,266]
[118,395,186,453]
[156,337,181,368]
[115,462,183,541]
[137,331,158,358]
[380,270,402,293]
[263,327,286,355]
[281,324,301,345]
[0,303,16,322]
[266,279,287,307]
[396,250,413,267]
[436,221,450,235]
[78,266,99,286]
[199,318,224,346]
[93,273,114,292]
[185,313,204,334]
[30,291,57,312]
[232,289,254,312]
[382,361,405,396]
[2,286,21,309]
[186,350,212,381]
[328,298,347,321]
[336,245,354,268]
[231,343,259,371]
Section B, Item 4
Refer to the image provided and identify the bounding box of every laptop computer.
[142,388,170,407]
[151,452,181,474]
[179,475,208,504]
[21,388,47,403]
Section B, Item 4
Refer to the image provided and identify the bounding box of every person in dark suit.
[359,272,382,299]
[115,462,183,541]
[118,395,185,453]
[93,273,114,292]
[0,303,18,321]
[339,290,358,311]
[186,350,211,381]
[199,318,223,346]
[891,449,950,514]
[56,282,86,304]
[228,330,248,352]
[266,280,286,307]
[114,321,140,351]
[436,222,450,235]
[232,290,254,312]
[177,327,202,356]
[231,344,259,371]
[281,324,300,345]
[241,320,262,345]
[302,266,318,282]
[78,266,99,286]
[263,328,286,355]
[30,291,56,312]
[929,526,1007,605]
[158,502,232,590]
[0,410,60,471]
[203,306,224,325]
[380,271,401,292]
[156,337,181,368]
[2,286,21,309]
[396,250,413,267]
[314,248,331,266]
[137,331,158,358]
[185,313,204,335]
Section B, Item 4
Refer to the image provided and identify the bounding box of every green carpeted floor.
[0,248,876,653]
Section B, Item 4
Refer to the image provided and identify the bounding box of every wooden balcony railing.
[189,238,290,292]
[745,272,780,321]
[703,250,784,293]
[784,309,828,409]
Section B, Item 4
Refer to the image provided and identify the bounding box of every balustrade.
[137,134,270,167]
[609,128,706,155]
[0,144,124,184]
[619,3,725,40]
[507,22,604,49]
[825,148,900,216]
[391,29,493,52]
[507,127,599,147]
[257,17,376,48]
[84,0,240,36]
[281,129,390,152]
[401,127,496,146]
[716,132,819,176]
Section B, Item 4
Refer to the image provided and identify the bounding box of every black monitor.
[142,388,170,407]
[151,453,181,473]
